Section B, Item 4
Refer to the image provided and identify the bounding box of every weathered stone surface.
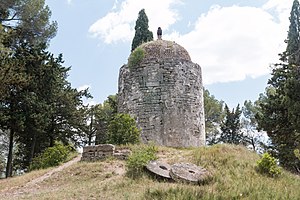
[83,144,115,153]
[170,163,212,184]
[114,149,131,160]
[146,160,172,179]
[81,144,132,161]
[118,40,205,147]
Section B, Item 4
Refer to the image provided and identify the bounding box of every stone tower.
[118,40,205,147]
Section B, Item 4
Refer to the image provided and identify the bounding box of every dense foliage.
[85,95,117,145]
[131,9,153,51]
[126,143,158,178]
[128,47,145,68]
[107,113,141,145]
[203,89,224,145]
[256,0,300,172]
[0,0,89,178]
[256,153,282,177]
[29,142,74,170]
[219,104,244,144]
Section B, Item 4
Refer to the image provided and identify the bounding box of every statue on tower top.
[157,27,162,40]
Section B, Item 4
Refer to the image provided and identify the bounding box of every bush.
[294,149,300,160]
[256,153,282,177]
[107,113,141,145]
[128,47,145,68]
[30,141,74,170]
[126,143,158,178]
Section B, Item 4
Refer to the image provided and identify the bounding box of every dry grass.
[0,144,299,200]
[0,167,53,192]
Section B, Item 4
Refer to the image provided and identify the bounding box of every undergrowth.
[128,47,145,69]
[1,144,300,200]
[126,143,158,178]
[30,141,75,170]
[256,152,282,177]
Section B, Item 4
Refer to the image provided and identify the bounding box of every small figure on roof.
[157,27,162,40]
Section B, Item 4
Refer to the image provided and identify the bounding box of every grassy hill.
[0,144,299,200]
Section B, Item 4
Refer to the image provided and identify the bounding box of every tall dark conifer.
[257,0,300,172]
[219,104,243,145]
[0,0,90,177]
[131,9,153,52]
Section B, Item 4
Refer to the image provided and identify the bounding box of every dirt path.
[0,155,81,199]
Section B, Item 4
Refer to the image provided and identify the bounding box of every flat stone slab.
[170,163,212,184]
[146,160,172,179]
[83,144,115,153]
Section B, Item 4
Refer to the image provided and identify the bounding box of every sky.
[45,0,292,108]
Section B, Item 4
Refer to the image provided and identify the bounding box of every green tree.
[131,9,153,52]
[203,89,224,145]
[81,105,97,146]
[93,94,117,145]
[241,100,266,152]
[219,104,244,145]
[2,43,90,172]
[29,141,74,170]
[0,0,57,45]
[256,0,300,172]
[107,113,141,145]
[0,0,57,177]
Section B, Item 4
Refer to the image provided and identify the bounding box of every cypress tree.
[131,9,153,52]
[257,0,300,172]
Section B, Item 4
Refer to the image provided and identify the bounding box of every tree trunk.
[5,129,14,178]
[88,114,94,145]
[49,135,54,147]
[49,117,55,147]
[28,134,37,164]
[251,138,256,152]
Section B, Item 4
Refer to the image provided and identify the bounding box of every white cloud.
[89,0,182,44]
[67,0,72,5]
[165,2,291,84]
[89,0,292,84]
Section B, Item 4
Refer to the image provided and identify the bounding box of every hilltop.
[0,144,299,200]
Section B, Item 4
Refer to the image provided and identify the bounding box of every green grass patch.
[128,47,145,69]
[1,144,300,200]
[126,143,158,178]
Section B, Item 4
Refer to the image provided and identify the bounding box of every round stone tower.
[118,40,205,147]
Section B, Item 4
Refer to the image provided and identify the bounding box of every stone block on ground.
[146,160,172,179]
[170,163,212,184]
[114,149,131,160]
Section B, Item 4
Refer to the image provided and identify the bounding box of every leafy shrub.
[107,113,141,145]
[128,47,145,68]
[126,143,158,178]
[256,153,282,177]
[30,141,74,170]
[294,149,300,160]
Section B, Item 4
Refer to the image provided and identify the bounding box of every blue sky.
[45,0,292,108]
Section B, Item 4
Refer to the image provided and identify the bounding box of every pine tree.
[219,104,243,145]
[131,9,153,52]
[257,0,300,172]
[0,0,90,177]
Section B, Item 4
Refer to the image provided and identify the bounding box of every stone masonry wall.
[81,144,131,161]
[118,40,205,147]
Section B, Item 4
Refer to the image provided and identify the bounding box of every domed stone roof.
[138,40,191,61]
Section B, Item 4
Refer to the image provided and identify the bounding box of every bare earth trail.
[0,155,82,199]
